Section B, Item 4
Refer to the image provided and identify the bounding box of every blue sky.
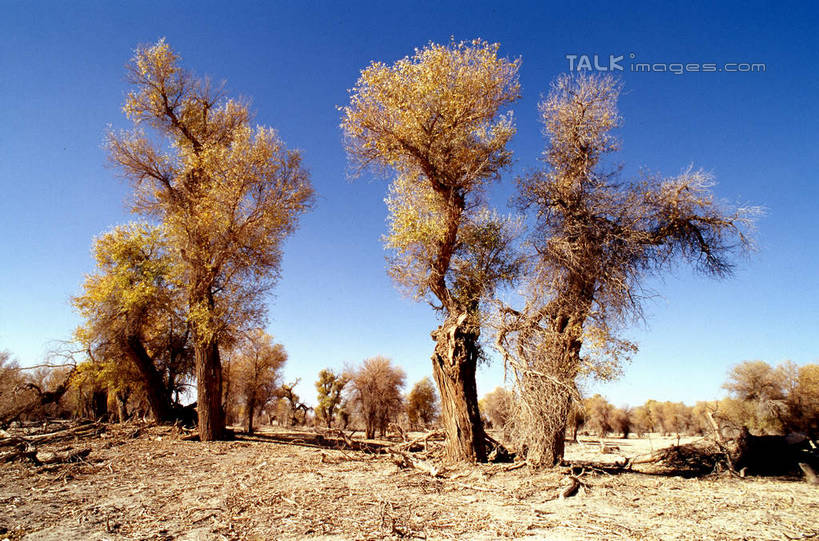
[1,1,817,407]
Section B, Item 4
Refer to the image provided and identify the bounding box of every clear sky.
[1,1,817,408]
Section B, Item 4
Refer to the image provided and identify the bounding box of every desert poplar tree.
[223,329,286,433]
[406,377,439,430]
[341,40,522,461]
[350,356,406,439]
[315,369,349,428]
[496,74,757,466]
[72,223,192,422]
[108,40,315,440]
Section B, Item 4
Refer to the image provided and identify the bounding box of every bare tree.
[277,380,310,427]
[480,386,513,430]
[496,73,757,466]
[722,360,819,435]
[612,407,632,439]
[584,394,614,437]
[567,400,586,441]
[793,364,819,437]
[349,356,405,439]
[0,345,82,424]
[341,40,522,461]
[0,351,28,423]
[724,360,785,402]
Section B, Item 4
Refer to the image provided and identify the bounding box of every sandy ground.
[1,423,817,540]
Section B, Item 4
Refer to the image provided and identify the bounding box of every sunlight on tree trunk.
[196,338,225,440]
[431,314,486,461]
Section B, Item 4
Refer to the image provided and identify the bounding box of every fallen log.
[20,422,101,444]
[0,436,26,449]
[0,444,37,463]
[390,429,444,453]
[485,432,515,463]
[625,440,724,475]
[559,476,581,499]
[35,447,91,465]
[1,440,91,465]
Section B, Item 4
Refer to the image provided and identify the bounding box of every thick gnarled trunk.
[195,337,225,440]
[431,312,487,462]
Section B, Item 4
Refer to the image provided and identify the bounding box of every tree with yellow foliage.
[72,223,191,422]
[315,369,349,429]
[341,40,522,461]
[222,329,286,433]
[107,40,315,440]
[406,377,439,430]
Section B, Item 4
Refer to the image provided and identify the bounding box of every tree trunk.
[431,312,487,462]
[365,411,376,439]
[91,388,108,420]
[534,321,583,466]
[195,337,225,441]
[246,400,255,434]
[124,334,171,422]
[544,418,567,465]
[115,391,129,423]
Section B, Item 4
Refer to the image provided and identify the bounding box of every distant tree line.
[1,344,446,441]
[477,359,819,444]
[6,340,815,447]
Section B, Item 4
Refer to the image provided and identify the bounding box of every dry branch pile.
[623,431,819,482]
[0,421,101,466]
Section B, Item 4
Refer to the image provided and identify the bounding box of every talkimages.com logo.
[566,53,766,74]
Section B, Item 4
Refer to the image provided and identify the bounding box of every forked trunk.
[195,337,225,440]
[124,333,171,422]
[431,312,487,462]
